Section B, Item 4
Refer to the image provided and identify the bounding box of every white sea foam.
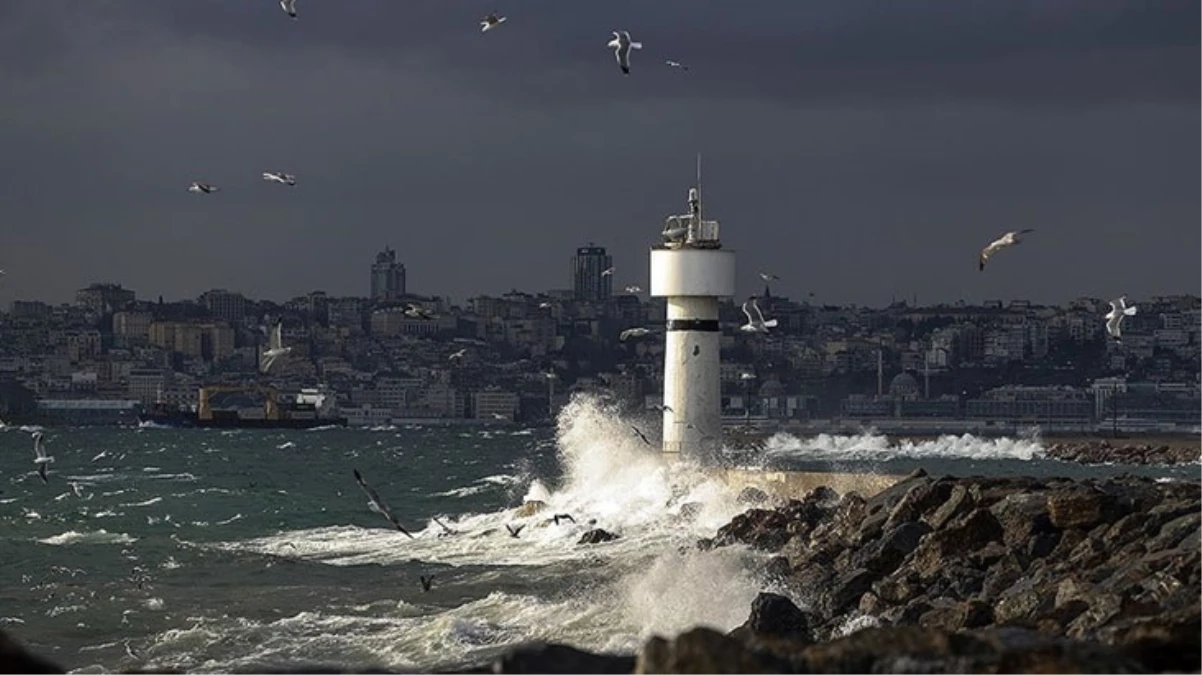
[762,431,1045,462]
[37,529,137,546]
[431,473,522,498]
[122,497,165,508]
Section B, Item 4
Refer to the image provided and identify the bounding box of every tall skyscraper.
[370,246,407,302]
[572,243,612,302]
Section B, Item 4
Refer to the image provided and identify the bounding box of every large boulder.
[637,627,789,674]
[515,500,547,518]
[1046,488,1120,530]
[714,509,791,552]
[488,642,635,674]
[988,492,1054,548]
[851,521,930,576]
[577,528,620,545]
[737,592,811,640]
[736,486,771,506]
[0,631,62,674]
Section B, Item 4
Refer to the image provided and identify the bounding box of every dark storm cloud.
[0,0,1196,306]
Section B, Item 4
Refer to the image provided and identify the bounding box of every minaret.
[649,155,736,463]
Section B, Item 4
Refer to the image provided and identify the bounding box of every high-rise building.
[572,243,612,302]
[370,247,407,302]
[199,289,247,324]
[75,283,135,314]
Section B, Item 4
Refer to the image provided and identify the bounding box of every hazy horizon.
[0,0,1197,307]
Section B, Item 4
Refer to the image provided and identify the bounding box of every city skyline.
[0,1,1197,306]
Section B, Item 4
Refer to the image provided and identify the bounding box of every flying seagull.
[448,349,467,361]
[606,31,642,75]
[1104,296,1138,344]
[262,172,296,186]
[280,0,297,19]
[759,272,780,282]
[624,285,642,294]
[600,266,615,277]
[649,403,673,413]
[739,297,778,334]
[620,327,655,341]
[665,60,690,71]
[419,575,434,592]
[979,229,1035,271]
[480,12,506,32]
[552,513,576,526]
[32,431,53,483]
[188,182,219,194]
[404,303,434,319]
[259,322,292,373]
[630,425,652,446]
[352,469,415,538]
[505,523,524,538]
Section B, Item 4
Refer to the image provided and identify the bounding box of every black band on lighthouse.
[666,319,720,332]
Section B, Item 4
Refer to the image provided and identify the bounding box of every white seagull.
[404,303,434,319]
[979,228,1035,271]
[739,297,778,334]
[280,0,297,19]
[259,322,292,373]
[1104,296,1138,344]
[665,60,689,71]
[759,272,780,282]
[480,12,506,32]
[624,285,642,293]
[188,182,219,194]
[262,172,296,186]
[601,267,615,277]
[32,431,53,483]
[620,327,655,341]
[740,372,757,381]
[448,349,467,361]
[606,31,642,75]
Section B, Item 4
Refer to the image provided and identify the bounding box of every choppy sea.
[1,395,1195,673]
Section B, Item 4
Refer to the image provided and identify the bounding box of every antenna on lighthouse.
[695,152,702,221]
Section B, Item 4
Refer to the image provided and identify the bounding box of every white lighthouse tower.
[649,157,736,463]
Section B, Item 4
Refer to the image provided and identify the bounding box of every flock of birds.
[349,466,590,593]
[977,228,1138,344]
[181,3,690,195]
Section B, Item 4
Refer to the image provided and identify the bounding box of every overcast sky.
[0,0,1197,307]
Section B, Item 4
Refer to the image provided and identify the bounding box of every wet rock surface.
[1045,439,1200,466]
[577,528,621,545]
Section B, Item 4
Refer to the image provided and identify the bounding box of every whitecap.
[37,529,138,546]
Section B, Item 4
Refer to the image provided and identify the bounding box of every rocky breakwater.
[1044,438,1201,466]
[701,470,1201,673]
